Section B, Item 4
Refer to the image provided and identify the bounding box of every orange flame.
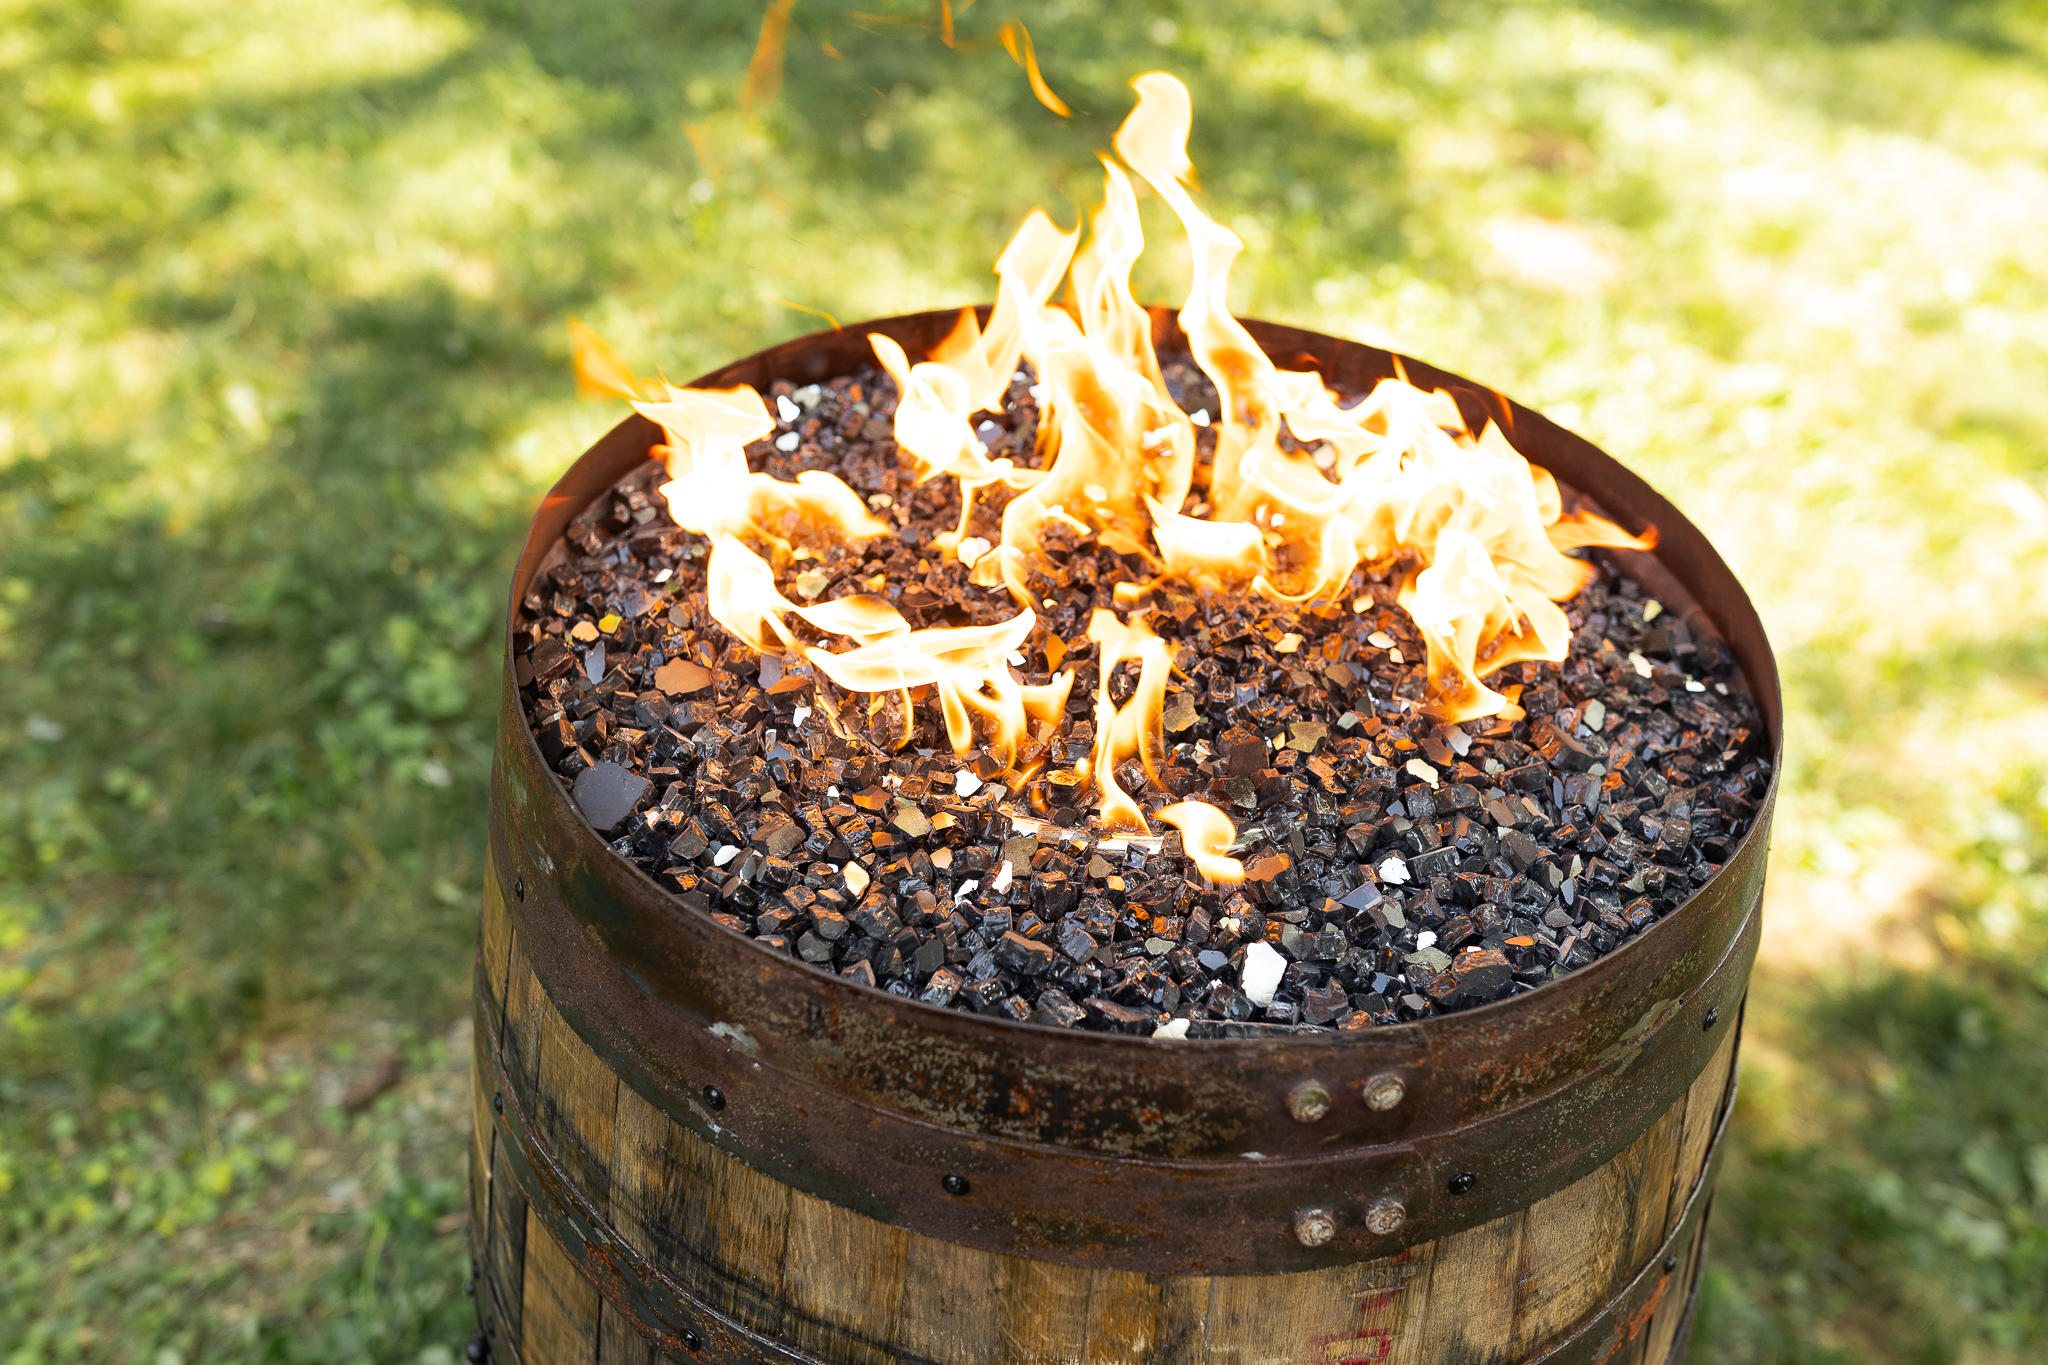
[569,318,644,401]
[576,71,1653,829]
[998,20,1071,117]
[741,0,799,116]
[1158,801,1246,886]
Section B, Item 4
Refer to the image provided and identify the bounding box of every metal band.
[474,979,1737,1365]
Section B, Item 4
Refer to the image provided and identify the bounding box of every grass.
[3,0,2047,1359]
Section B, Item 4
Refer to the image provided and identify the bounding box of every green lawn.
[5,1,2048,1360]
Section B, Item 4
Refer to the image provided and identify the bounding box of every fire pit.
[466,75,1778,1365]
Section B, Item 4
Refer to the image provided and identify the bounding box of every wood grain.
[501,934,546,1096]
[1080,1267,1172,1364]
[598,1299,667,1365]
[885,1220,1004,1363]
[479,858,515,1032]
[533,989,621,1212]
[469,1028,496,1266]
[1669,1025,1738,1235]
[524,1205,601,1365]
[485,1125,528,1347]
[1509,1108,1676,1358]
[1616,1103,1690,1280]
[1413,1211,1526,1365]
[1638,1212,1708,1365]
[778,1195,910,1365]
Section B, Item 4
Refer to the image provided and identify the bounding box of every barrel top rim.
[503,304,1783,1050]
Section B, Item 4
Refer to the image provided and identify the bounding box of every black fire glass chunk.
[536,713,576,763]
[919,966,963,1005]
[1411,846,1462,881]
[1339,881,1384,914]
[1084,996,1156,1033]
[1450,947,1512,1000]
[1033,988,1087,1028]
[1499,829,1543,872]
[572,761,651,833]
[957,976,1003,1012]
[1302,979,1349,1024]
[993,929,1056,975]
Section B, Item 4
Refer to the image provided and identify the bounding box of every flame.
[805,612,1074,766]
[569,318,643,401]
[1080,608,1171,832]
[576,71,1655,829]
[1158,801,1247,886]
[740,0,799,116]
[998,20,1072,117]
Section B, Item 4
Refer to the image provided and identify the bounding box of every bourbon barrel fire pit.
[466,74,1777,1365]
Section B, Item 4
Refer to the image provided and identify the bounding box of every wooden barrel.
[468,311,1780,1365]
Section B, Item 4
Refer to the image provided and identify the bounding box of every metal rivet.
[464,1278,475,1296]
[1447,1171,1476,1196]
[702,1084,726,1111]
[514,876,525,902]
[465,1334,489,1365]
[1664,1253,1679,1274]
[1287,1080,1333,1123]
[493,1091,504,1113]
[1364,1198,1406,1236]
[1293,1207,1337,1248]
[941,1172,971,1196]
[682,1327,705,1351]
[1361,1073,1407,1112]
[1702,1007,1719,1031]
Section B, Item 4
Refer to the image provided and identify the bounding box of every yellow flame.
[867,329,1045,552]
[1158,801,1246,886]
[576,71,1655,827]
[1081,608,1171,832]
[807,612,1074,767]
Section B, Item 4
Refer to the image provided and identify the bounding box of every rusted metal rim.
[490,309,1779,1272]
[474,979,1737,1365]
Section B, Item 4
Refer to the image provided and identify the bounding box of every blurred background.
[4,0,2047,1360]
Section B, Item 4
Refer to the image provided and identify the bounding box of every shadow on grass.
[1701,962,2048,1361]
